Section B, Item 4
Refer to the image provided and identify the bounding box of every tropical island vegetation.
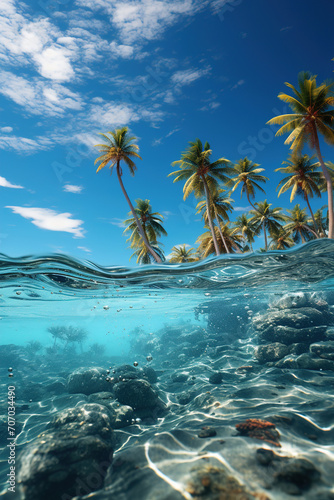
[94,72,334,264]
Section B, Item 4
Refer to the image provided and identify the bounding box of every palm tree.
[318,161,334,192]
[169,245,198,263]
[269,229,295,250]
[196,223,243,257]
[129,240,165,264]
[233,213,259,251]
[226,157,268,210]
[267,72,334,238]
[314,205,328,237]
[94,127,162,263]
[169,139,232,256]
[123,199,167,246]
[196,189,234,253]
[249,200,286,251]
[283,204,318,244]
[275,153,322,235]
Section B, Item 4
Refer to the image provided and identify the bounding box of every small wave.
[1,240,334,294]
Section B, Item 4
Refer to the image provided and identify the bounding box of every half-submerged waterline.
[1,240,334,499]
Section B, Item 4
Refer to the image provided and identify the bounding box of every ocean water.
[1,240,334,500]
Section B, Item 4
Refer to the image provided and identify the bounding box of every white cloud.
[0,134,53,152]
[110,41,134,58]
[6,206,85,237]
[78,246,91,252]
[231,79,245,90]
[171,67,211,86]
[0,126,13,133]
[34,47,74,82]
[63,184,84,193]
[0,176,24,188]
[234,206,252,211]
[0,71,84,116]
[108,218,125,228]
[75,0,214,46]
[87,101,163,128]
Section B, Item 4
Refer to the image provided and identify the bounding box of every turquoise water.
[1,240,334,499]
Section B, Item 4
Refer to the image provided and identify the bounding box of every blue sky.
[0,0,333,265]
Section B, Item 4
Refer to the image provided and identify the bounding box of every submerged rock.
[274,458,321,495]
[310,341,334,360]
[296,353,334,371]
[270,292,329,311]
[186,464,270,500]
[88,392,134,428]
[197,426,217,438]
[253,307,330,333]
[47,403,114,441]
[258,324,327,345]
[171,372,189,383]
[18,403,115,500]
[113,378,159,409]
[18,432,113,500]
[209,372,223,384]
[254,343,289,363]
[67,367,112,395]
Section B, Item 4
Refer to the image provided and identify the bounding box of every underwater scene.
[1,239,334,500]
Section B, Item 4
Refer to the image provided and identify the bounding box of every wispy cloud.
[6,206,85,237]
[0,176,24,189]
[231,79,245,90]
[78,246,91,252]
[77,0,204,43]
[63,184,84,194]
[0,71,84,117]
[171,67,211,86]
[152,128,180,146]
[108,217,125,228]
[160,210,176,221]
[0,134,53,152]
[234,206,252,211]
[0,126,13,133]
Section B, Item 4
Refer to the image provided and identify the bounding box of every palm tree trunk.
[313,128,334,239]
[263,221,268,251]
[116,163,162,263]
[246,191,257,211]
[304,225,318,239]
[202,175,220,256]
[214,207,229,253]
[300,229,306,244]
[304,192,319,237]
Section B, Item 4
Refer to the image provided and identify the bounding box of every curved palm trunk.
[213,207,229,253]
[299,229,306,244]
[304,192,319,237]
[313,129,334,239]
[246,190,257,211]
[263,221,268,251]
[116,163,162,263]
[202,175,220,256]
[304,225,318,238]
